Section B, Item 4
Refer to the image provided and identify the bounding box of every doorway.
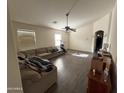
[94,30,104,53]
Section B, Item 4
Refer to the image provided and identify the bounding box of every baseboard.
[67,49,93,54]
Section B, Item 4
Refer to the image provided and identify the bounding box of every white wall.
[69,23,93,52]
[12,9,116,56]
[69,13,112,53]
[92,3,117,62]
[108,4,117,63]
[7,12,23,93]
[12,21,69,51]
[93,13,111,48]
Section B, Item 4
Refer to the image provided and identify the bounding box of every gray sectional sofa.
[18,46,64,60]
[18,46,64,93]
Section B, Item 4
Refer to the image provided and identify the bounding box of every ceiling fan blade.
[63,13,76,32]
[61,28,69,32]
[70,28,76,32]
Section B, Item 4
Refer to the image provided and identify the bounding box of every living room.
[7,0,117,93]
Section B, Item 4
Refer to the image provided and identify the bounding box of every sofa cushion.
[47,47,53,52]
[41,66,57,76]
[36,48,47,54]
[27,64,41,73]
[18,49,36,58]
[25,49,36,57]
[38,53,51,57]
[28,56,54,72]
[18,52,26,59]
[21,69,41,82]
[19,62,29,70]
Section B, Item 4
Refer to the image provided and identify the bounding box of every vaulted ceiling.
[8,0,116,30]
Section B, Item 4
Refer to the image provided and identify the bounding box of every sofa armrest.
[21,69,41,82]
[40,66,57,77]
[39,66,57,92]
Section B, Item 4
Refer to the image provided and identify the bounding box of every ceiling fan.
[63,12,76,32]
[62,0,79,32]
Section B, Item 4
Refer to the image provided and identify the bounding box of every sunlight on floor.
[54,59,64,71]
[72,53,89,58]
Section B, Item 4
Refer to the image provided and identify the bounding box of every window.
[55,34,62,46]
[17,29,36,51]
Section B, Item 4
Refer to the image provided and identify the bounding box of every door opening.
[94,30,104,53]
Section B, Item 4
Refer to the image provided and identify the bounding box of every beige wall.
[12,21,69,51]
[69,23,93,52]
[7,11,23,93]
[109,4,117,63]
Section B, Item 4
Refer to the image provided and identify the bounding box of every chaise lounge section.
[19,59,57,93]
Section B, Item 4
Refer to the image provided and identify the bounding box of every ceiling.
[8,0,116,30]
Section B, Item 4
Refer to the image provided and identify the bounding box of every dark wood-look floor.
[45,51,93,93]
